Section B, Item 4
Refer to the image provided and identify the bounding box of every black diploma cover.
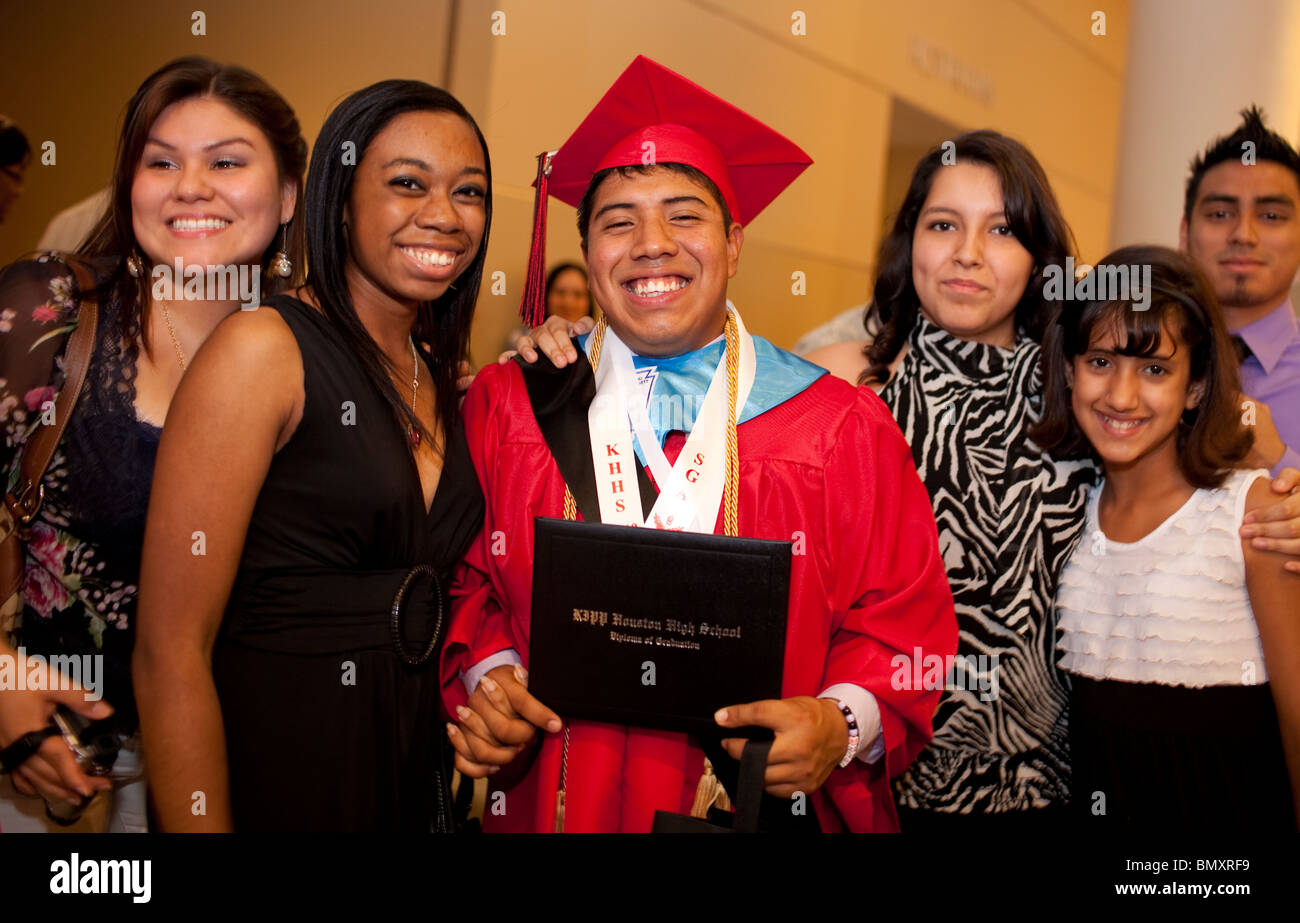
[529,517,791,736]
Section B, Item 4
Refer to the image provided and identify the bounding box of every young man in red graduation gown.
[441,56,956,832]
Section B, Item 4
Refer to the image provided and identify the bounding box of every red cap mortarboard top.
[519,55,813,325]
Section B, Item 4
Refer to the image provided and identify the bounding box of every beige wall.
[1,0,1129,367]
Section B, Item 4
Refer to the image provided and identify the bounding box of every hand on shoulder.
[1241,467,1300,572]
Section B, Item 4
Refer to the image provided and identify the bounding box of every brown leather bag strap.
[6,255,101,524]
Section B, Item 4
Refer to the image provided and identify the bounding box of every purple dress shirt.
[1236,299,1300,477]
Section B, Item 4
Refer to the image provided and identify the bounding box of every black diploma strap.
[514,340,658,522]
[698,734,821,832]
[731,739,771,834]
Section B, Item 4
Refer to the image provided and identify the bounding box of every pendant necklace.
[406,337,420,448]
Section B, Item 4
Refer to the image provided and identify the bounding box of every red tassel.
[519,150,556,328]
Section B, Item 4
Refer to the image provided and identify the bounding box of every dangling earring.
[126,252,143,278]
[269,223,292,278]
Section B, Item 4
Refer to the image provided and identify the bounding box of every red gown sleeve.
[441,363,521,713]
[817,386,957,829]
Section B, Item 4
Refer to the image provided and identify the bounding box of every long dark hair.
[79,57,307,355]
[1032,245,1251,488]
[861,130,1075,385]
[303,79,491,444]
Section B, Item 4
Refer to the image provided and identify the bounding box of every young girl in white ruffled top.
[1035,244,1299,829]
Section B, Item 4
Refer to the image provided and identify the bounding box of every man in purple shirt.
[1181,105,1300,477]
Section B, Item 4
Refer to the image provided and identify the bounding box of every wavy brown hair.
[1032,245,1251,488]
[78,57,307,354]
[860,130,1075,385]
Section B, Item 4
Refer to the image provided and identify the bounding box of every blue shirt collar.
[577,326,825,456]
[1236,299,1298,375]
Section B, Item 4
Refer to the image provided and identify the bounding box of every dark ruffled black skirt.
[1068,675,1295,831]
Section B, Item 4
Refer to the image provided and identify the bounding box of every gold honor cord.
[555,313,741,830]
[560,314,740,535]
[721,313,740,538]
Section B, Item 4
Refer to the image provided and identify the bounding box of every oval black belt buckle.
[390,564,444,667]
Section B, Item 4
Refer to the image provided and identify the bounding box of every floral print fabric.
[1,254,157,727]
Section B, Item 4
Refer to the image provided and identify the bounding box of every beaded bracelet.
[831,698,861,768]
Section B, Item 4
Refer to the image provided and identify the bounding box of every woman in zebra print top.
[808,131,1300,827]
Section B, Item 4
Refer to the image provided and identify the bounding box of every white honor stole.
[586,302,756,532]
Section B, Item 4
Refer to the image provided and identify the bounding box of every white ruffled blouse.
[1055,468,1270,688]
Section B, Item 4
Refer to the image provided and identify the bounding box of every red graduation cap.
[519,55,813,325]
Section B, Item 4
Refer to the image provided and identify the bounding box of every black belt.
[221,564,447,663]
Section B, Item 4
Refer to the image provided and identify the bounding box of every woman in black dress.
[134,80,492,831]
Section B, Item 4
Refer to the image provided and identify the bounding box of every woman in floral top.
[0,56,307,832]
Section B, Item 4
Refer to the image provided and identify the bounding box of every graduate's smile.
[622,273,692,302]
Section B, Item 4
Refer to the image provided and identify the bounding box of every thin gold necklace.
[160,302,187,371]
[406,337,420,448]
